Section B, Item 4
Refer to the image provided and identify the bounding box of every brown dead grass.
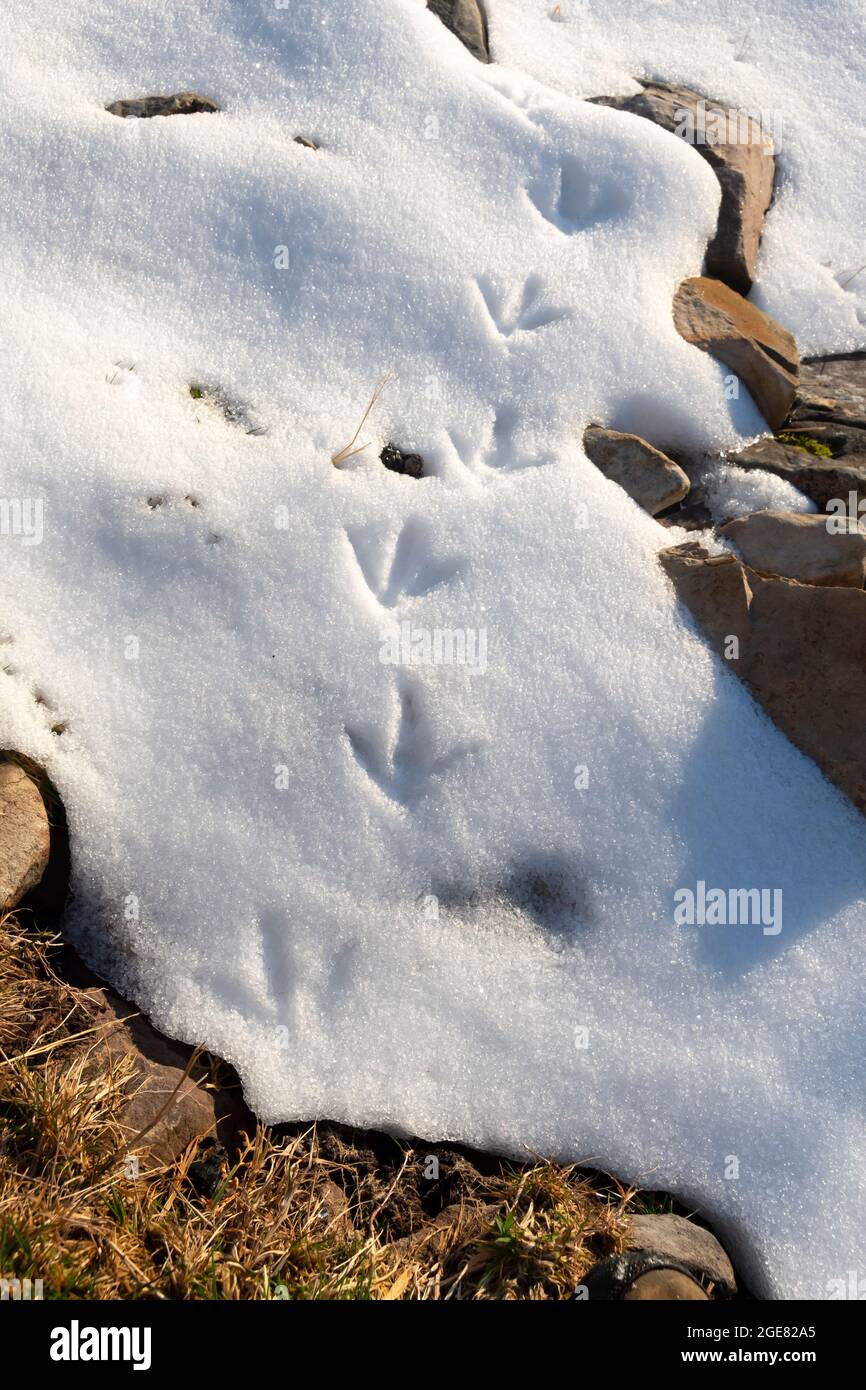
[0,911,632,1299]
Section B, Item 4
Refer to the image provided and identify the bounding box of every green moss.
[775,431,833,458]
[189,384,204,400]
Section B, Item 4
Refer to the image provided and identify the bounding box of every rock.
[186,1139,226,1200]
[581,1249,718,1300]
[426,0,489,63]
[293,135,319,150]
[105,92,219,119]
[724,434,866,512]
[673,277,798,430]
[622,1269,709,1300]
[381,443,425,478]
[626,1213,737,1296]
[720,357,866,511]
[720,510,866,587]
[0,759,51,912]
[81,986,251,1168]
[660,543,753,657]
[315,1178,355,1243]
[660,542,866,814]
[384,1200,498,1262]
[792,352,866,428]
[582,426,690,515]
[591,83,774,295]
[657,496,715,531]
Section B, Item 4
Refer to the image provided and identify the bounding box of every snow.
[701,461,818,522]
[0,0,864,1299]
[492,0,866,353]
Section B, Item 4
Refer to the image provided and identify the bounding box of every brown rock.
[627,1213,737,1296]
[721,355,866,510]
[792,353,866,428]
[426,0,489,63]
[661,541,866,814]
[315,1179,355,1243]
[725,433,866,512]
[720,510,866,587]
[622,1269,709,1300]
[583,426,690,515]
[657,496,715,531]
[425,0,489,62]
[105,92,219,119]
[659,543,753,658]
[591,83,774,295]
[81,986,251,1168]
[385,1200,498,1263]
[673,277,799,430]
[0,759,50,911]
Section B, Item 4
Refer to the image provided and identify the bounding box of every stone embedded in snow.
[660,541,866,814]
[659,543,753,658]
[626,1213,737,1296]
[426,0,489,63]
[582,425,690,515]
[724,435,866,512]
[719,510,866,587]
[105,92,219,119]
[673,277,799,430]
[591,83,774,295]
[0,759,50,911]
[82,986,251,1167]
[294,135,319,150]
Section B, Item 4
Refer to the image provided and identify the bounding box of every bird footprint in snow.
[526,155,630,233]
[345,517,464,610]
[446,406,552,476]
[345,680,477,807]
[475,273,568,338]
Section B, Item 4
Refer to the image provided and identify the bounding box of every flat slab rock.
[673,276,798,431]
[794,352,866,428]
[626,1213,737,1296]
[719,509,866,587]
[726,354,866,510]
[727,434,866,512]
[0,760,50,912]
[660,541,866,815]
[105,92,219,119]
[592,82,774,296]
[426,0,489,63]
[81,985,251,1168]
[583,425,690,515]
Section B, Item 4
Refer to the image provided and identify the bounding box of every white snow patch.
[0,0,864,1299]
[702,462,818,521]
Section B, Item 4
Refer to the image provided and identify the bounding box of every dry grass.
[0,911,633,1299]
[331,372,395,467]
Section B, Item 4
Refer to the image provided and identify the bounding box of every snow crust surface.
[1,0,865,1298]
